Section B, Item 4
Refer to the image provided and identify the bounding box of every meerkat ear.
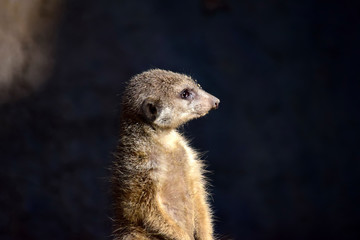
[141,98,162,123]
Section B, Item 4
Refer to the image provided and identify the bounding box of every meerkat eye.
[180,89,192,99]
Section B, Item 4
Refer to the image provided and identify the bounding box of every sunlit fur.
[112,69,219,240]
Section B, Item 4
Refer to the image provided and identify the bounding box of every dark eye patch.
[180,88,194,99]
[180,89,191,99]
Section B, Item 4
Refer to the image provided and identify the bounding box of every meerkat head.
[122,69,220,129]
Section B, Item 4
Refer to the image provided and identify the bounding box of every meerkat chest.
[155,131,197,230]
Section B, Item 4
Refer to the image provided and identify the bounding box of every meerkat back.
[111,69,220,240]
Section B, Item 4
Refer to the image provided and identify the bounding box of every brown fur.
[112,69,220,240]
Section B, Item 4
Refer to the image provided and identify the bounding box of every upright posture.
[112,69,220,240]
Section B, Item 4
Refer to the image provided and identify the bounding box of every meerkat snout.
[211,96,220,109]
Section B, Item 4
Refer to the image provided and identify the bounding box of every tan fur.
[112,69,219,240]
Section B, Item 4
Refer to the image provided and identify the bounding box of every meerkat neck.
[120,118,177,140]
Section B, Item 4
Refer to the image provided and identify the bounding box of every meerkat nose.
[212,97,220,109]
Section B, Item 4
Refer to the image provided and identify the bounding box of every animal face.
[137,70,220,129]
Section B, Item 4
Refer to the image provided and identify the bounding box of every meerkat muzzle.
[212,97,220,109]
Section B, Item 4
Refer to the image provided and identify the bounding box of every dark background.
[1,0,359,239]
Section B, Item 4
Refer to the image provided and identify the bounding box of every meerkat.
[111,69,220,240]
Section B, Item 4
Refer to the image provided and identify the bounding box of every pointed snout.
[197,88,220,112]
[211,96,220,109]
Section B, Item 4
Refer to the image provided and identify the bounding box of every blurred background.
[0,0,359,239]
